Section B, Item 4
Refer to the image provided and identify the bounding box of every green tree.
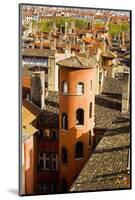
[109,22,130,36]
[38,20,52,32]
[75,18,89,29]
[109,23,121,36]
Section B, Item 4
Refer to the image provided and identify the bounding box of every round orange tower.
[57,56,97,192]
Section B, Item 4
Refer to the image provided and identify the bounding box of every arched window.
[61,178,67,193]
[75,142,83,158]
[62,81,68,94]
[76,108,84,125]
[61,147,68,163]
[77,82,84,95]
[62,113,68,130]
[89,103,92,118]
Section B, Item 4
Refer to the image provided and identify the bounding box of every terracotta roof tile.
[22,48,55,58]
[57,56,97,69]
[101,51,117,59]
[70,114,130,191]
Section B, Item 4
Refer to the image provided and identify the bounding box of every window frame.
[76,108,84,126]
[77,82,84,95]
[62,113,68,130]
[38,153,58,170]
[62,80,68,94]
[75,141,84,159]
[89,102,92,118]
[51,129,58,140]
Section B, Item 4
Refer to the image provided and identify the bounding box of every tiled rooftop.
[95,94,122,129]
[70,114,130,192]
[102,77,124,95]
[34,109,59,128]
[57,56,97,69]
[22,48,55,58]
[101,51,117,59]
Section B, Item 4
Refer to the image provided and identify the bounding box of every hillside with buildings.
[20,5,131,195]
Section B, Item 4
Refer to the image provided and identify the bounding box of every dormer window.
[77,82,84,95]
[62,81,68,94]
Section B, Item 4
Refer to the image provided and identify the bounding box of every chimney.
[52,21,56,35]
[88,18,93,30]
[65,39,71,57]
[69,20,75,34]
[40,71,45,110]
[101,39,106,52]
[50,38,56,50]
[121,72,130,113]
[79,41,86,53]
[40,32,44,49]
[65,21,68,35]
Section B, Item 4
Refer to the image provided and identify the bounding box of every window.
[38,153,44,170]
[62,113,68,130]
[51,154,58,170]
[39,183,57,194]
[38,153,58,170]
[45,153,50,169]
[44,129,50,138]
[51,130,58,140]
[89,103,92,118]
[39,129,44,137]
[61,179,67,193]
[77,82,84,95]
[75,142,83,158]
[50,183,57,193]
[38,129,50,138]
[61,148,68,163]
[39,183,47,194]
[90,80,92,91]
[62,81,68,94]
[76,109,84,125]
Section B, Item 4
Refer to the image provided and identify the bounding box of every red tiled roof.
[33,41,50,48]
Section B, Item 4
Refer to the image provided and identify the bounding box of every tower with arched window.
[57,55,97,191]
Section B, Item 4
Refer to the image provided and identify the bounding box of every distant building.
[22,48,57,93]
[22,99,59,195]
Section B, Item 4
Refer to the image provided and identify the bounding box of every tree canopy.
[109,22,129,36]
